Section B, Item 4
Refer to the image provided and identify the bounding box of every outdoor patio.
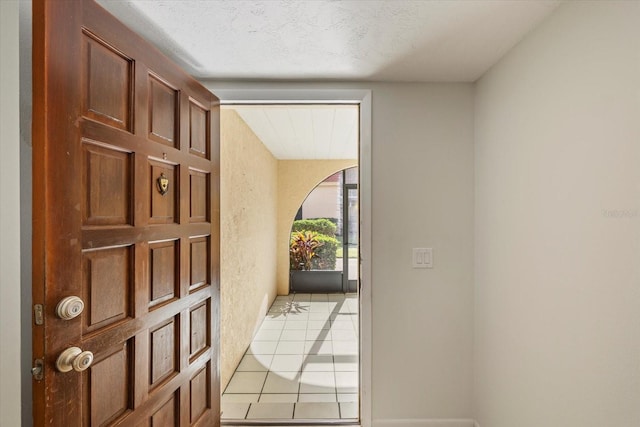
[221,293,359,420]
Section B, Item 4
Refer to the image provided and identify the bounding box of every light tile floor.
[222,293,359,420]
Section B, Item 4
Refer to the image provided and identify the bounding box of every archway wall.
[277,159,357,295]
[220,109,279,389]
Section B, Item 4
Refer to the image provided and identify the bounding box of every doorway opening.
[290,167,358,295]
[218,103,363,422]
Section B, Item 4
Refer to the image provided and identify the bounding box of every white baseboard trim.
[373,419,476,427]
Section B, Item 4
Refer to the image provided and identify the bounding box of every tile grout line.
[243,402,250,420]
[333,351,341,418]
[251,355,271,418]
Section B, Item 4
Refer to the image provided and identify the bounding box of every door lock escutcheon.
[56,296,84,320]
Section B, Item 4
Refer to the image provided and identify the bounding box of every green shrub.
[311,234,339,270]
[291,218,337,237]
[290,218,339,270]
[308,217,338,226]
[290,231,322,271]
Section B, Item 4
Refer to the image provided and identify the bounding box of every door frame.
[343,181,358,293]
[208,86,372,427]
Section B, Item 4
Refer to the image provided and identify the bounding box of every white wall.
[474,2,640,426]
[209,81,476,426]
[370,83,474,423]
[0,1,23,426]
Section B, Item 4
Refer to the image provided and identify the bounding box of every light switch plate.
[412,248,433,268]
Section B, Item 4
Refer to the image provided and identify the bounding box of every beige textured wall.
[220,109,279,391]
[276,160,357,295]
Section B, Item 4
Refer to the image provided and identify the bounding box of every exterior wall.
[301,181,341,220]
[474,2,640,426]
[276,160,357,295]
[220,109,279,391]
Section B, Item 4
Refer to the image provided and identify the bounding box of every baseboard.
[373,419,476,427]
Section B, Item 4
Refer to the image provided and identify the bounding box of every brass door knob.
[56,347,94,372]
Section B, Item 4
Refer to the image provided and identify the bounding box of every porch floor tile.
[221,293,359,420]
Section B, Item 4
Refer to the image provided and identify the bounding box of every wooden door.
[32,1,220,425]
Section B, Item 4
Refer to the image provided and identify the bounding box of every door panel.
[33,1,220,425]
[148,76,180,147]
[149,160,179,224]
[82,32,133,131]
[189,301,209,360]
[189,170,209,222]
[151,395,178,427]
[82,142,133,226]
[82,246,133,333]
[86,343,132,425]
[189,367,210,424]
[189,101,210,159]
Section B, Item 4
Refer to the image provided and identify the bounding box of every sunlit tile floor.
[221,293,359,420]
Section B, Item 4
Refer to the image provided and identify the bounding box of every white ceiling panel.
[230,105,359,160]
[264,108,297,157]
[331,109,359,158]
[288,109,315,157]
[311,109,336,159]
[235,108,284,155]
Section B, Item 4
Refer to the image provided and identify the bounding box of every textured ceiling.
[96,0,560,159]
[97,0,561,82]
[228,105,359,160]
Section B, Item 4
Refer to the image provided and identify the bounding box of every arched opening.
[289,167,358,294]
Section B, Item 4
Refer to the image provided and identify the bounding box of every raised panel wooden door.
[32,1,220,425]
